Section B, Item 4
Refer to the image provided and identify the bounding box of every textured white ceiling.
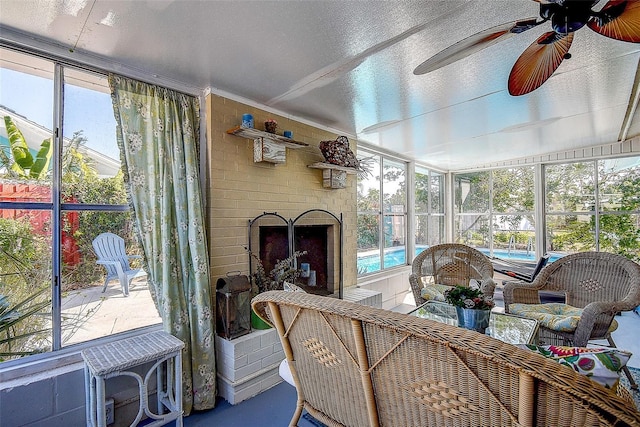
[1,0,639,170]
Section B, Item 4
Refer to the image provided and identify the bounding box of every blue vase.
[456,307,491,333]
[241,113,254,129]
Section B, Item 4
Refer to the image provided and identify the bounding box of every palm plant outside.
[0,116,52,179]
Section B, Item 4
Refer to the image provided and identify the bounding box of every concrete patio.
[61,277,161,346]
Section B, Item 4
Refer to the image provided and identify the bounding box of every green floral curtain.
[108,74,216,414]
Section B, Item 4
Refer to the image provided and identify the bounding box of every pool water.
[357,246,562,274]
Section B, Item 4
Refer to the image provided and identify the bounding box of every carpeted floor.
[183,382,322,427]
[302,413,327,427]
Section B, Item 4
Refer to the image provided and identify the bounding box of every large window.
[491,167,535,257]
[357,151,406,275]
[454,166,535,261]
[0,47,160,361]
[545,158,640,261]
[451,160,640,263]
[415,166,444,252]
[454,171,490,249]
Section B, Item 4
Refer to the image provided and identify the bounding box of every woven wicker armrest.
[253,291,640,427]
[408,273,427,305]
[503,280,544,311]
[574,301,627,345]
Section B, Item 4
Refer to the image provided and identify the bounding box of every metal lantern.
[216,273,251,340]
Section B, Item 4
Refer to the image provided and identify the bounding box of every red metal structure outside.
[0,182,80,265]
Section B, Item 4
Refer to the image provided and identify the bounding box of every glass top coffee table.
[409,301,539,345]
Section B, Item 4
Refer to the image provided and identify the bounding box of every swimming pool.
[357,246,562,274]
[478,248,563,263]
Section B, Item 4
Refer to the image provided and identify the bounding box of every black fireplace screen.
[248,210,343,298]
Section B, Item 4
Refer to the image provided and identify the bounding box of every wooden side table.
[82,331,184,427]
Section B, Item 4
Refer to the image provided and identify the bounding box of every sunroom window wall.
[453,166,536,262]
[357,150,407,276]
[545,158,640,262]
[414,166,444,256]
[0,47,160,362]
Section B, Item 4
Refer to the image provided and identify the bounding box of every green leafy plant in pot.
[247,249,307,329]
[444,285,494,333]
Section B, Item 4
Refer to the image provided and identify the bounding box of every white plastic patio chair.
[92,232,146,296]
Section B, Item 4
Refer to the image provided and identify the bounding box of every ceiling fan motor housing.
[542,1,595,34]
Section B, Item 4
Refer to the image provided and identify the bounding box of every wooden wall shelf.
[307,162,358,174]
[226,126,308,149]
[308,162,357,189]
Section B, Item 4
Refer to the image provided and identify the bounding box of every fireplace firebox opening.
[248,210,343,298]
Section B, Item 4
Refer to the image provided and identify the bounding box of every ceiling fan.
[414,0,640,96]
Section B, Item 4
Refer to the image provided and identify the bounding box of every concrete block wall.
[204,93,358,291]
[0,365,86,426]
[0,355,170,427]
[215,328,284,405]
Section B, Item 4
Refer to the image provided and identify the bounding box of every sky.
[0,67,120,160]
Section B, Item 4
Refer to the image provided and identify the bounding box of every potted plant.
[444,285,494,333]
[247,249,307,329]
[264,119,278,134]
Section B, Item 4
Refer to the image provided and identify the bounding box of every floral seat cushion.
[518,344,631,389]
[509,303,618,333]
[419,284,452,302]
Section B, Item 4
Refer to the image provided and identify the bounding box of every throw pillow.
[420,284,450,302]
[518,344,632,389]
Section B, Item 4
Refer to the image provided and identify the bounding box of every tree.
[0,217,52,360]
[357,186,380,250]
[454,171,490,244]
[1,116,52,179]
[539,161,640,261]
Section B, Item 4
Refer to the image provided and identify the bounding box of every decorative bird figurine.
[319,135,372,177]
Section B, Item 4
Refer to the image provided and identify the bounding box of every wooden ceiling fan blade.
[588,0,640,43]
[508,31,574,96]
[413,18,539,75]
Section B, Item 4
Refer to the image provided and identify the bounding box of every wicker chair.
[408,244,496,306]
[503,251,640,389]
[253,291,640,427]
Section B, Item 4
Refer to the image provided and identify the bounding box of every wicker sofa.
[252,291,640,427]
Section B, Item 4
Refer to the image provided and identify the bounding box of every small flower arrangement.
[264,119,278,133]
[247,248,307,296]
[444,285,494,310]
